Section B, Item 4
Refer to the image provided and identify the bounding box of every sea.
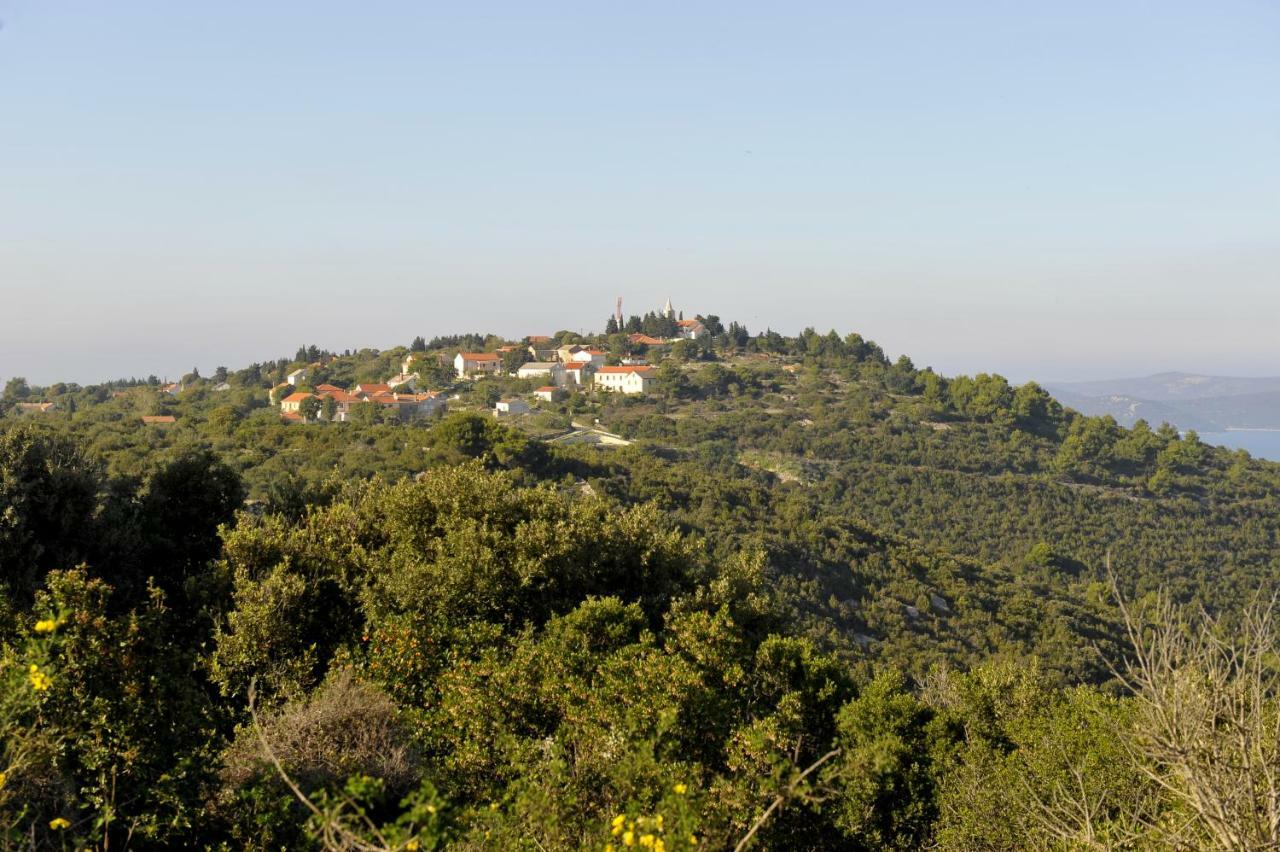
[1199,431,1280,462]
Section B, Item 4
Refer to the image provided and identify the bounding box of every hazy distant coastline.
[1044,373,1280,460]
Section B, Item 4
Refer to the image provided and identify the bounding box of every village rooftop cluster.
[273,300,710,423]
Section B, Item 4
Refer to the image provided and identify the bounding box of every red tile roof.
[355,383,392,394]
[282,392,314,403]
[677,319,703,328]
[596,365,655,375]
[141,415,177,424]
[527,335,553,343]
[628,334,666,345]
[458,352,501,361]
[535,386,558,392]
[315,383,344,393]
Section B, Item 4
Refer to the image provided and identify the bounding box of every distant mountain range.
[1046,372,1280,432]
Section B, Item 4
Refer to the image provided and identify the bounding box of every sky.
[1,1,1277,386]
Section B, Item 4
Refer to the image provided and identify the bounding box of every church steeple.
[662,297,675,319]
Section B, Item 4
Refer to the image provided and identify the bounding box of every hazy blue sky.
[2,1,1277,386]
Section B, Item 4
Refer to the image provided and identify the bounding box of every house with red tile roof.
[676,319,708,340]
[454,352,502,378]
[534,386,563,402]
[141,415,177,425]
[594,365,656,395]
[561,362,595,388]
[279,391,315,413]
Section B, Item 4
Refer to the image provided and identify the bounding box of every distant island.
[1047,372,1280,432]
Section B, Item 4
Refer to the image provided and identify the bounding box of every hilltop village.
[272,299,712,424]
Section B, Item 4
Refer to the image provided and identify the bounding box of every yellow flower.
[34,619,56,634]
[605,846,615,852]
[689,835,698,846]
[405,841,420,851]
[655,815,663,829]
[653,841,665,852]
[49,817,70,830]
[639,835,655,848]
[672,783,687,795]
[0,770,6,790]
[622,830,635,846]
[28,665,51,692]
[611,814,627,835]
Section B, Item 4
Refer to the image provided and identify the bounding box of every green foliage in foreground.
[2,423,1280,848]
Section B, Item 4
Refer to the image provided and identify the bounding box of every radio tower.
[615,296,623,327]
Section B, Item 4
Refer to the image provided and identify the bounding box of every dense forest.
[3,322,1280,848]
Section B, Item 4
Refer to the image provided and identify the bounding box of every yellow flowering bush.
[1,610,62,840]
[605,781,702,852]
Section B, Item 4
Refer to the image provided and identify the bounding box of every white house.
[561,362,594,388]
[555,345,586,364]
[494,398,531,417]
[534,386,562,402]
[594,365,655,395]
[675,319,708,340]
[279,391,315,413]
[569,348,607,369]
[517,362,565,382]
[286,367,310,386]
[455,352,502,378]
